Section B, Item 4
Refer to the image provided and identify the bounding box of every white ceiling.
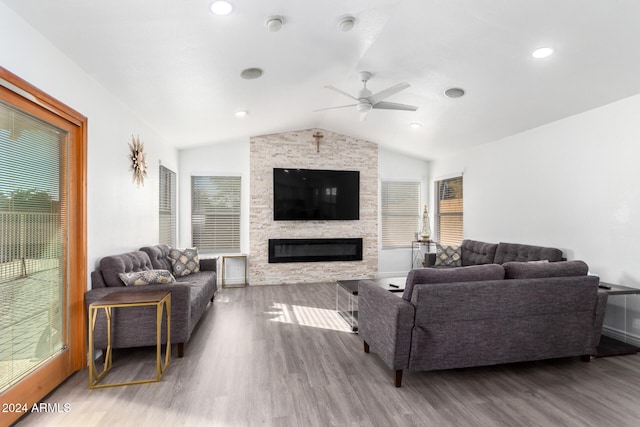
[5,0,640,160]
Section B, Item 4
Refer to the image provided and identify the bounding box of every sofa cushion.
[118,269,176,286]
[434,244,462,267]
[503,260,589,279]
[461,239,498,266]
[140,244,173,271]
[403,263,505,301]
[168,248,200,277]
[494,242,563,264]
[99,251,154,287]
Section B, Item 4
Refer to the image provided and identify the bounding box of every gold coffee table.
[88,290,171,388]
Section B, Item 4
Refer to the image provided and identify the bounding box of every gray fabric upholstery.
[503,260,588,279]
[494,242,564,264]
[99,251,153,287]
[140,244,173,271]
[402,263,505,301]
[86,245,217,355]
[359,263,607,386]
[423,239,564,267]
[359,280,415,370]
[461,239,498,266]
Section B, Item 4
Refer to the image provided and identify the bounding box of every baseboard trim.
[602,326,640,347]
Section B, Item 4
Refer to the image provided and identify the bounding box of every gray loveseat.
[359,261,607,387]
[424,239,565,267]
[85,244,217,358]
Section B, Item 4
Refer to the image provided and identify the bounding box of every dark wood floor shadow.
[15,282,640,427]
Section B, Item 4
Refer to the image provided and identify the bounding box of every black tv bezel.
[273,168,360,221]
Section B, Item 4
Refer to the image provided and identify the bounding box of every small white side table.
[221,254,248,288]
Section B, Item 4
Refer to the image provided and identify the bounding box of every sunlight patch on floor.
[266,303,352,332]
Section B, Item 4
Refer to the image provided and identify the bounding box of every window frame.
[380,179,421,249]
[191,174,241,253]
[434,175,463,245]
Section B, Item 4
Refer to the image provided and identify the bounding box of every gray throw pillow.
[435,243,462,267]
[168,247,200,277]
[118,269,176,286]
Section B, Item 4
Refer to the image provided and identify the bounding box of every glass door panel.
[0,101,68,393]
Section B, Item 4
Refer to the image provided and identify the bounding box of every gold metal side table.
[88,290,171,388]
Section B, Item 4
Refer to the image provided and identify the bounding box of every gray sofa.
[359,261,608,387]
[424,239,565,267]
[85,244,217,357]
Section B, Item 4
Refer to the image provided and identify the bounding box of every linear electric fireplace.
[269,238,363,263]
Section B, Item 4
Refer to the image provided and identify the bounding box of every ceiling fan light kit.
[315,70,418,121]
[444,87,465,98]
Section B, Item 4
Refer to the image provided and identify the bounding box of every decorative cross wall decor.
[312,131,324,153]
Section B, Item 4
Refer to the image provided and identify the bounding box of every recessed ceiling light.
[410,122,422,129]
[338,16,356,32]
[210,1,233,16]
[240,68,263,79]
[235,111,247,117]
[444,88,465,98]
[532,47,554,59]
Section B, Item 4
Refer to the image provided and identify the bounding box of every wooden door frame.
[0,66,87,426]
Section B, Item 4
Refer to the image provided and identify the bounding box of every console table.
[88,290,171,388]
[596,282,640,357]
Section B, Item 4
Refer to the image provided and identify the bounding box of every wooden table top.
[90,290,170,306]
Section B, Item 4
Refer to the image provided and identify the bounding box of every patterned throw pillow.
[118,269,176,286]
[168,247,200,277]
[435,243,462,267]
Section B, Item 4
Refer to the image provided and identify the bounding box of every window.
[435,176,463,245]
[159,165,176,247]
[191,175,241,252]
[381,181,421,248]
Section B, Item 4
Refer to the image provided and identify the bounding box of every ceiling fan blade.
[372,101,418,111]
[367,82,411,104]
[324,85,359,101]
[313,104,358,112]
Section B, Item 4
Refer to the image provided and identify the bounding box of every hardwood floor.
[14,282,640,426]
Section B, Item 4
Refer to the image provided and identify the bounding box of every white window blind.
[381,181,420,248]
[435,176,463,245]
[191,175,241,252]
[159,165,176,247]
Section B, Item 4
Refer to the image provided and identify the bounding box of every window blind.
[159,165,176,247]
[381,181,420,248]
[435,176,463,245]
[191,175,241,252]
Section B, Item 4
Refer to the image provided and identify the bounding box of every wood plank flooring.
[14,282,640,427]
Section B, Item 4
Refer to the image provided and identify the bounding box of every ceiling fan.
[314,71,418,121]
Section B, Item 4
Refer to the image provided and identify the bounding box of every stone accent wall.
[249,128,378,285]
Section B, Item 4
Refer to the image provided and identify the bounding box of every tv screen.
[273,168,360,220]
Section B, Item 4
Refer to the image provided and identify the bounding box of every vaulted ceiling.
[5,0,640,160]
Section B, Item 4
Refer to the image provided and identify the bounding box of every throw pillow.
[118,269,176,286]
[168,247,200,277]
[435,243,462,267]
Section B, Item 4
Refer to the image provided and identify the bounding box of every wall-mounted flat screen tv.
[273,168,360,220]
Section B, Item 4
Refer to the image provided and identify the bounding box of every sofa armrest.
[199,257,218,272]
[358,280,415,370]
[84,283,192,348]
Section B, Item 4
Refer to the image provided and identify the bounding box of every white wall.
[177,139,250,252]
[378,147,430,277]
[1,2,180,286]
[430,93,640,343]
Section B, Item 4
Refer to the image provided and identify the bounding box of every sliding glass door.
[0,101,68,393]
[0,67,86,426]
